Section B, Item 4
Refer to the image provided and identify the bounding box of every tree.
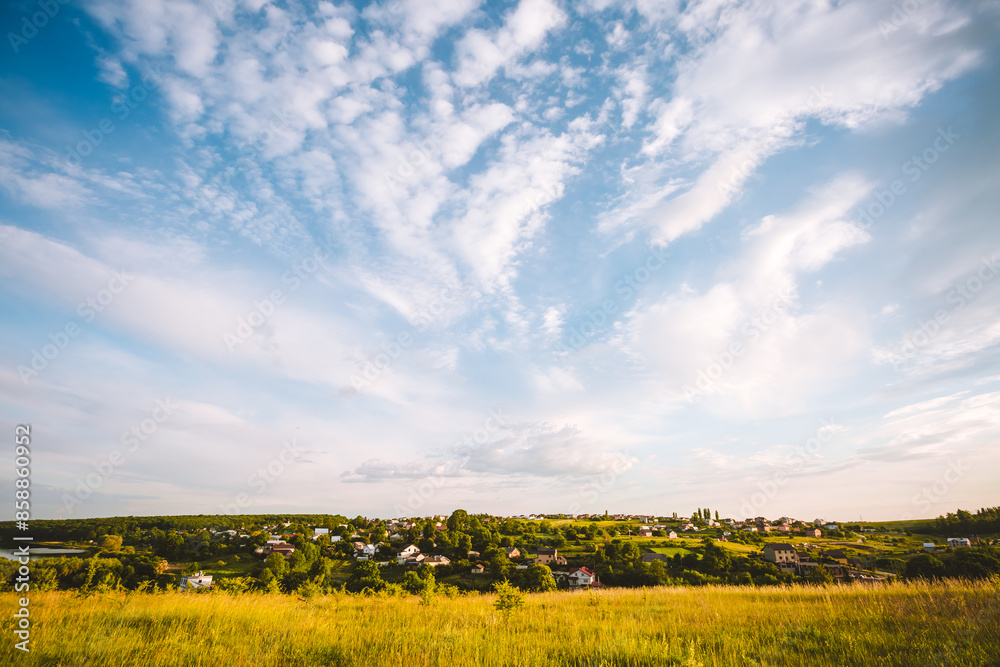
[100,534,123,551]
[447,509,469,532]
[493,580,525,619]
[345,561,385,593]
[521,564,557,592]
[905,554,946,580]
[264,552,289,577]
[806,565,833,584]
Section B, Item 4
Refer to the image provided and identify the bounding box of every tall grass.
[2,579,998,666]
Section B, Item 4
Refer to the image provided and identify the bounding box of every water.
[0,547,87,560]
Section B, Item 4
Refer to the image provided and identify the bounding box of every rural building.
[534,548,568,566]
[824,550,848,566]
[180,572,213,591]
[423,556,451,567]
[763,543,798,565]
[568,567,598,587]
[947,538,971,548]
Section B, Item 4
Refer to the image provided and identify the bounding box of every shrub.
[493,580,525,619]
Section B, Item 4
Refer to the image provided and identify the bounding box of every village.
[173,510,991,592]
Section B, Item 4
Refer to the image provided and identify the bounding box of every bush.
[493,580,525,619]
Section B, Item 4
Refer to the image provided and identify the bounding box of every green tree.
[521,564,557,592]
[346,560,385,593]
[264,552,289,577]
[905,554,946,580]
[493,579,525,619]
[806,565,834,584]
[99,534,123,551]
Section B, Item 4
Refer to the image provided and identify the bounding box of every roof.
[537,547,557,555]
[641,553,670,563]
[826,550,847,558]
[570,567,595,576]
[765,543,796,551]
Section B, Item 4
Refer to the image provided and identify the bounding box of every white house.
[568,567,597,587]
[313,528,329,540]
[180,572,213,591]
[396,544,420,564]
[923,543,937,551]
[423,556,451,567]
[667,531,678,539]
[948,537,971,548]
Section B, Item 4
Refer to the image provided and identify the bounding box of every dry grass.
[2,578,998,666]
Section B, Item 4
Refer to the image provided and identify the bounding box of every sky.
[1,0,999,523]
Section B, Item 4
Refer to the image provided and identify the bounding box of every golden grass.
[2,579,998,666]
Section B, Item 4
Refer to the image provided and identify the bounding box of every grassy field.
[2,579,998,666]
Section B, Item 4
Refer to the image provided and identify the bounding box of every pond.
[0,547,87,560]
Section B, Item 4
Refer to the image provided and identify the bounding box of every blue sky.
[1,0,998,521]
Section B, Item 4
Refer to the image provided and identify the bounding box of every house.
[824,550,848,566]
[357,543,378,561]
[313,528,329,539]
[638,526,653,537]
[923,543,937,552]
[641,553,671,563]
[271,543,296,558]
[471,564,485,575]
[568,567,597,587]
[398,544,420,558]
[423,556,451,567]
[403,554,426,566]
[948,538,971,548]
[824,523,839,531]
[180,571,213,591]
[506,547,521,559]
[796,552,818,571]
[396,544,421,565]
[467,550,481,559]
[534,547,568,566]
[808,528,822,538]
[763,543,798,566]
[667,531,678,539]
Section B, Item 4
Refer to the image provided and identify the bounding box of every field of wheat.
[2,579,998,666]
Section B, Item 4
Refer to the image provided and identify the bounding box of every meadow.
[2,578,997,666]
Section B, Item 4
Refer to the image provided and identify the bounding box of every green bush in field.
[493,579,525,619]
